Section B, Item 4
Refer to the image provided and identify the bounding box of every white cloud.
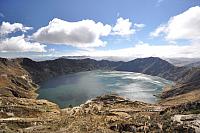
[150,6,200,40]
[32,17,144,49]
[0,35,46,52]
[32,18,112,49]
[134,23,146,31]
[0,22,32,35]
[150,25,166,37]
[134,23,145,29]
[112,17,135,36]
[72,41,200,58]
[0,22,46,52]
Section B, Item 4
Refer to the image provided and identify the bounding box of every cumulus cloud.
[0,35,46,52]
[0,22,46,52]
[0,17,142,53]
[112,17,135,36]
[73,41,200,58]
[32,18,112,48]
[150,6,200,40]
[32,17,143,49]
[0,22,32,35]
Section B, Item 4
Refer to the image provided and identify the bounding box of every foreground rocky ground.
[0,94,199,133]
[0,57,199,132]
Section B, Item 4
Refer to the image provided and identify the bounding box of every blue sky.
[0,0,200,59]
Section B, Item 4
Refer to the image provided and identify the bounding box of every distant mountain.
[60,56,90,60]
[166,58,200,66]
[185,61,200,68]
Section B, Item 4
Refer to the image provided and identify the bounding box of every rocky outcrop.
[172,114,200,133]
[0,96,61,133]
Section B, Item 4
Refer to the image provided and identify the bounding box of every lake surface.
[37,70,172,108]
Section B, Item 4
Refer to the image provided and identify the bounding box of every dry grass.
[159,89,200,106]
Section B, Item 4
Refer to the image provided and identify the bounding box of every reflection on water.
[37,70,172,108]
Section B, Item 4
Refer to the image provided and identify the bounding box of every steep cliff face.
[0,58,37,98]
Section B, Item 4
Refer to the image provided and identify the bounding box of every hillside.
[186,61,200,68]
[0,57,199,132]
[116,57,176,80]
[0,58,38,98]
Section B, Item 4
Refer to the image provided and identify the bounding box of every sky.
[0,0,200,60]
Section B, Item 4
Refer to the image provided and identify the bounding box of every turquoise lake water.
[37,70,172,108]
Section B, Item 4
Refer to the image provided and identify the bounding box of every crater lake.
[37,70,172,108]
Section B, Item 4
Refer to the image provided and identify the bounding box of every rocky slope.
[0,58,38,98]
[0,57,199,132]
[160,68,200,99]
